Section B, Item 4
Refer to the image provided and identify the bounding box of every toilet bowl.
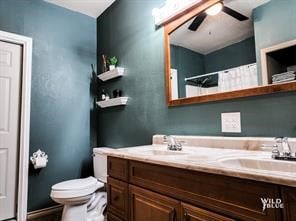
[50,150,107,221]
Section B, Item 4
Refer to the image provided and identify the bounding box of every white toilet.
[50,150,107,221]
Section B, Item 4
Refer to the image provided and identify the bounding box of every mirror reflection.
[169,0,269,99]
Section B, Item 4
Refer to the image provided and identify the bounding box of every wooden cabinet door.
[130,185,180,221]
[181,203,236,221]
[281,187,296,221]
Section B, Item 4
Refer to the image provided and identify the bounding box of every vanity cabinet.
[107,156,291,221]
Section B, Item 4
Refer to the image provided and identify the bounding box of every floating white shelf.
[97,67,124,81]
[96,97,128,108]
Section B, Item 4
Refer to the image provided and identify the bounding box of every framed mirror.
[164,0,296,106]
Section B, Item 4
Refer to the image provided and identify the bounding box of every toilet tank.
[93,148,108,183]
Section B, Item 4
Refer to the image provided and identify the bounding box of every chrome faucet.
[263,137,295,161]
[163,135,183,151]
[282,137,292,157]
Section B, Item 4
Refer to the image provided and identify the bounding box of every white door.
[170,68,179,100]
[0,41,22,220]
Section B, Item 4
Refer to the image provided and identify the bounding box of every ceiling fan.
[188,2,248,31]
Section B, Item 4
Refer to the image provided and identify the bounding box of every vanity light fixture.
[205,2,223,16]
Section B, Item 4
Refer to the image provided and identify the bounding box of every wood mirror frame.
[164,0,296,106]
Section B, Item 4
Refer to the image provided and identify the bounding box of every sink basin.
[219,157,296,173]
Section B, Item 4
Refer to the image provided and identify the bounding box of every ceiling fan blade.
[222,6,248,21]
[188,12,207,31]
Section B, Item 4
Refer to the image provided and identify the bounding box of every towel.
[272,71,295,83]
[87,192,107,221]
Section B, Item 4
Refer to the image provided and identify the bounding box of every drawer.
[129,160,281,221]
[108,157,129,181]
[107,177,129,220]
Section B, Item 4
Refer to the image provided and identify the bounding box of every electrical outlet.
[221,112,241,133]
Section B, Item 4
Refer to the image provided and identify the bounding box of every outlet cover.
[221,112,241,133]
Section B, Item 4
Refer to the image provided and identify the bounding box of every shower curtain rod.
[184,63,256,81]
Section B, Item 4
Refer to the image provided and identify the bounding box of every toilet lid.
[52,177,99,191]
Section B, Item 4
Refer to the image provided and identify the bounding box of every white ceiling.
[45,0,115,18]
[170,0,270,55]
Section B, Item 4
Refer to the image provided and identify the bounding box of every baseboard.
[27,205,62,221]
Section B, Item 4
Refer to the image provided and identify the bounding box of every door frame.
[0,30,32,221]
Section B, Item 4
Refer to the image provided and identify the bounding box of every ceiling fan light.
[206,2,223,16]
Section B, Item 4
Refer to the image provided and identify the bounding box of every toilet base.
[62,204,87,221]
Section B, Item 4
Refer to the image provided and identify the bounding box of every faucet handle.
[163,135,169,143]
[275,137,283,143]
[271,145,280,159]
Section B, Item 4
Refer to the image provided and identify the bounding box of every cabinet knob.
[113,195,119,201]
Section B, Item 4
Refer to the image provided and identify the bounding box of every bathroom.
[0,0,296,220]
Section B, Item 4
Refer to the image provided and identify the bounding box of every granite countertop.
[95,144,296,187]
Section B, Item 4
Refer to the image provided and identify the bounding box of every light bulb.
[205,2,223,16]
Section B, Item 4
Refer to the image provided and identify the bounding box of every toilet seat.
[51,177,104,199]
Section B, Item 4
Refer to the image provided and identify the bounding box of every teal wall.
[170,44,205,97]
[97,0,296,149]
[0,0,96,211]
[205,37,256,73]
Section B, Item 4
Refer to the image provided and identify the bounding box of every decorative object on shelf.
[102,54,108,73]
[96,97,128,108]
[108,56,118,71]
[101,89,106,101]
[30,149,48,169]
[97,67,124,81]
[105,93,110,100]
[113,89,122,98]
